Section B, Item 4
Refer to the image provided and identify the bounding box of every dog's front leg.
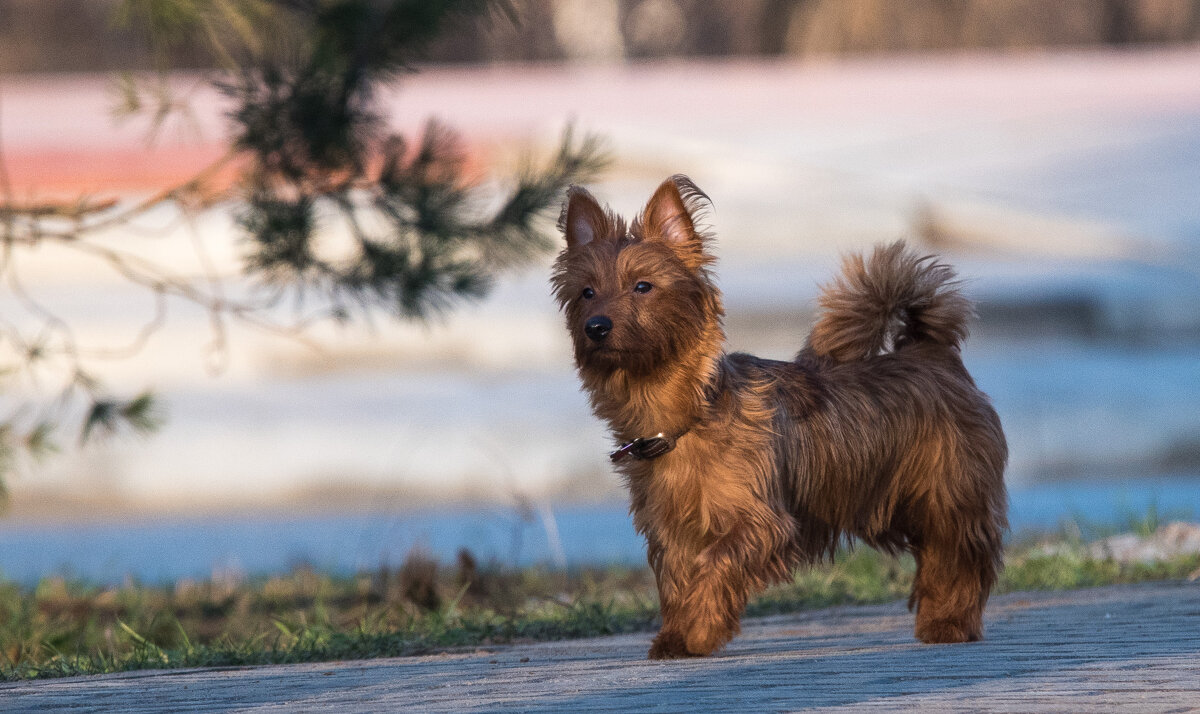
[647,541,697,659]
[677,533,752,656]
[678,511,790,656]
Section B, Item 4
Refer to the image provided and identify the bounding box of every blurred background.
[1,0,1199,584]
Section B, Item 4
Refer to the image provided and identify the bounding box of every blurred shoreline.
[1,477,627,526]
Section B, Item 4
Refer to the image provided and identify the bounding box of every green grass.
[1,533,1197,681]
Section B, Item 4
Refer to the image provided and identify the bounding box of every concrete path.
[3,581,1199,712]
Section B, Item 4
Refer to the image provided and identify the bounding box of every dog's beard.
[576,340,662,377]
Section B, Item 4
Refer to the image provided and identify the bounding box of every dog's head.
[551,175,723,377]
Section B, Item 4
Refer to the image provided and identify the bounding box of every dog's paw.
[915,618,981,644]
[683,624,728,656]
[648,631,694,660]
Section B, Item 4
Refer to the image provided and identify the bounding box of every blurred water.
[1,477,1198,586]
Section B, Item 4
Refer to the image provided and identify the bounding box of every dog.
[551,175,1008,659]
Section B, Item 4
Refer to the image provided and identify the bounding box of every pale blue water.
[2,477,1198,586]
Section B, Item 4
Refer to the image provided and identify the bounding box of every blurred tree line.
[0,0,605,496]
[3,0,1200,72]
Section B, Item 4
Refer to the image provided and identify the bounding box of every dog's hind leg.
[909,532,998,644]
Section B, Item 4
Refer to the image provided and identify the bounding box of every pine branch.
[0,0,609,496]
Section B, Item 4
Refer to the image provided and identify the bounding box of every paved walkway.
[3,581,1199,712]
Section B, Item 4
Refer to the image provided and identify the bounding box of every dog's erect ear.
[560,186,609,250]
[641,175,708,256]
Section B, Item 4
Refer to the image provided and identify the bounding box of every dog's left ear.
[642,175,708,261]
[560,186,610,251]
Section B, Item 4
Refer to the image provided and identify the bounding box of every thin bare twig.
[77,150,240,235]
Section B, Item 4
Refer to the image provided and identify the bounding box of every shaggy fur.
[551,176,1008,659]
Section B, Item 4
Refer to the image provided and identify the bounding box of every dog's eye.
[581,287,595,300]
[633,281,653,294]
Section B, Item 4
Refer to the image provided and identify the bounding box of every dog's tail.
[806,241,972,362]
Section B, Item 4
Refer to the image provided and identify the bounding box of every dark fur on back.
[552,176,1008,659]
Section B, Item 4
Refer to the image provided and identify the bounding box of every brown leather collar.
[608,368,720,463]
[609,431,682,462]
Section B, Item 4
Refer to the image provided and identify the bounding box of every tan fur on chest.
[631,433,772,546]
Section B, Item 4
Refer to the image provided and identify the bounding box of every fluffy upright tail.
[806,241,973,362]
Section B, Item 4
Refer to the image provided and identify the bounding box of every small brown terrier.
[552,176,1008,659]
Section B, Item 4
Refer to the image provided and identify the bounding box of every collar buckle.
[610,433,676,463]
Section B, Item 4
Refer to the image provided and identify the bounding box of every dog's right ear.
[560,186,609,250]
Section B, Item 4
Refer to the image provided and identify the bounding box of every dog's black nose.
[584,316,612,342]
